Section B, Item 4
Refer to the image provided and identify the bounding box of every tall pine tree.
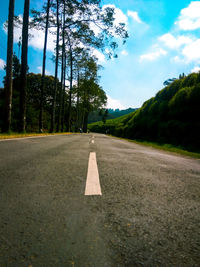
[19,0,30,132]
[4,0,15,132]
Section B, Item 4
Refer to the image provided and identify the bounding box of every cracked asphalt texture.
[0,133,200,267]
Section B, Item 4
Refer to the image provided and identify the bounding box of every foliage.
[2,0,128,133]
[0,66,59,132]
[163,78,176,86]
[89,73,200,152]
[88,108,137,123]
[0,56,108,133]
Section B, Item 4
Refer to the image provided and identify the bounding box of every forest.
[88,108,136,124]
[1,0,128,133]
[89,73,200,152]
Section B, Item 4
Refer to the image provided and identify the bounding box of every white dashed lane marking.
[85,152,102,196]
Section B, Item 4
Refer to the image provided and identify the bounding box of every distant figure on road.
[79,128,83,133]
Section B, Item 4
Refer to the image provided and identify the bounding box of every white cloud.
[0,58,5,70]
[182,39,200,61]
[127,10,142,23]
[5,8,126,59]
[65,79,77,88]
[175,1,200,30]
[159,33,193,49]
[107,95,125,109]
[140,3,200,65]
[4,15,56,52]
[121,50,128,56]
[191,66,200,73]
[171,55,184,63]
[37,66,43,73]
[29,28,56,52]
[140,48,167,61]
[157,33,200,63]
[92,49,106,63]
[86,5,128,37]
[37,66,51,75]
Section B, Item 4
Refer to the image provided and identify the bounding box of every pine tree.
[50,0,60,132]
[19,0,30,132]
[4,0,15,132]
[39,0,51,132]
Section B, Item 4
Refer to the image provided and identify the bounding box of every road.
[0,133,200,267]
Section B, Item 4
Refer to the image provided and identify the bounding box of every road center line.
[91,140,94,144]
[85,152,102,196]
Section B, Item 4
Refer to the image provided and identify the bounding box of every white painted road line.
[91,140,94,144]
[85,152,102,196]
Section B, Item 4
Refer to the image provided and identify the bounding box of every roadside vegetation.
[0,131,73,139]
[111,137,200,159]
[88,108,137,124]
[89,72,200,153]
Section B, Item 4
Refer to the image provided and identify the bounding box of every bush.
[88,74,200,151]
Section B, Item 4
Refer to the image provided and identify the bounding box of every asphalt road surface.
[0,133,200,267]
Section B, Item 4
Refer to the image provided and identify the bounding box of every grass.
[111,135,200,159]
[0,132,72,139]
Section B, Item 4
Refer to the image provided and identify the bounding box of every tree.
[19,0,30,132]
[31,0,128,132]
[102,109,108,124]
[57,0,66,132]
[51,0,128,132]
[3,55,58,132]
[4,0,15,132]
[80,78,107,132]
[26,73,56,131]
[39,0,51,132]
[76,57,107,132]
[50,0,60,132]
[163,78,176,86]
[179,73,185,79]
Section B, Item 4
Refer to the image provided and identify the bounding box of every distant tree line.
[88,108,137,124]
[0,54,107,132]
[89,73,200,152]
[1,0,128,133]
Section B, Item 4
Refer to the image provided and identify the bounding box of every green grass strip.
[0,132,72,139]
[110,135,200,159]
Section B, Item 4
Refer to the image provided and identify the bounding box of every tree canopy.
[1,0,128,133]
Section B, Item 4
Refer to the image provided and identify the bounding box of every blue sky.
[1,0,200,109]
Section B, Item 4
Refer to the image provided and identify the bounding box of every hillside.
[88,73,200,152]
[88,108,136,124]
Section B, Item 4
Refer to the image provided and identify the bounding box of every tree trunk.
[57,4,65,132]
[50,0,59,133]
[66,48,73,132]
[19,0,30,133]
[61,2,66,132]
[39,0,50,133]
[61,53,66,132]
[75,69,80,132]
[83,111,89,133]
[4,0,15,133]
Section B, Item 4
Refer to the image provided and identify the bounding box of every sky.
[1,0,200,109]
